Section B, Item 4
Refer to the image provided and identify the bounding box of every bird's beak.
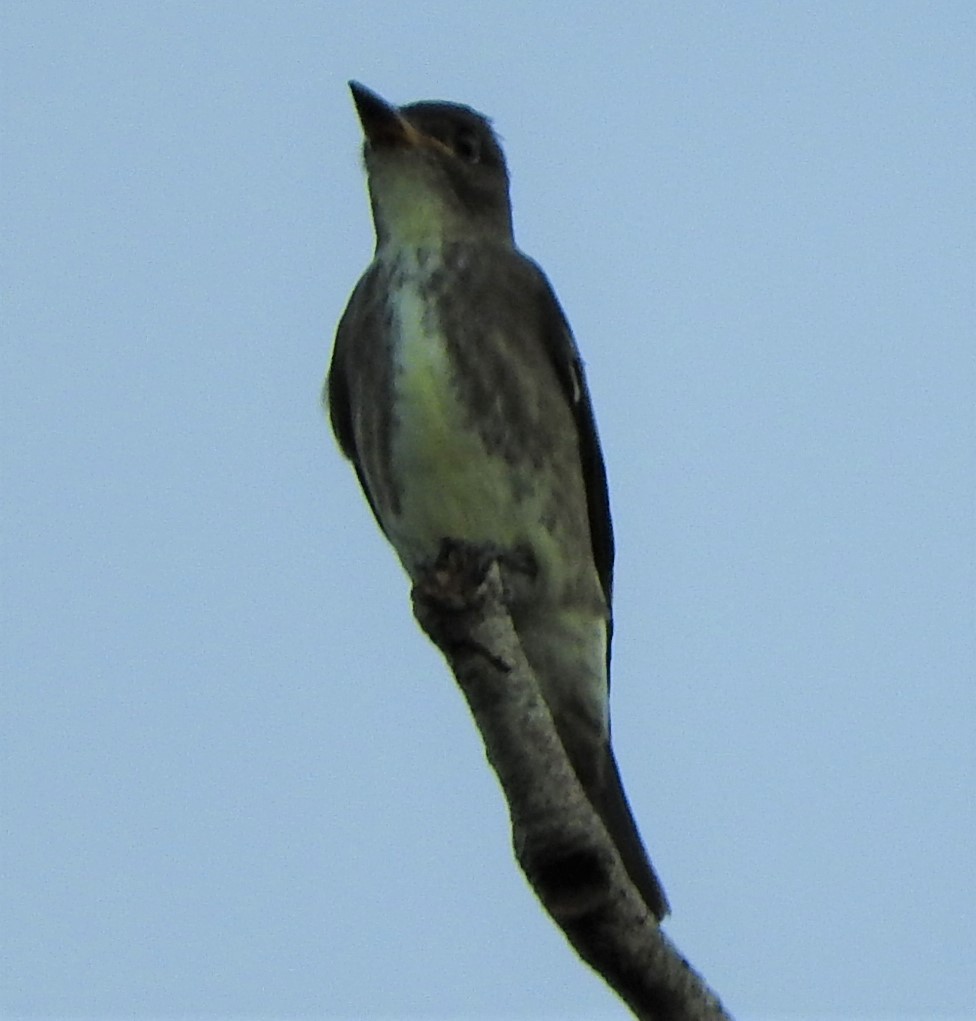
[348,80,445,154]
[349,81,421,149]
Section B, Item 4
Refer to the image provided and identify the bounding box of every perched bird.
[326,81,669,920]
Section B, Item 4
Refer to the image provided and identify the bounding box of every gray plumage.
[327,82,669,920]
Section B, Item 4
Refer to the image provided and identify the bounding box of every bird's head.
[349,81,514,248]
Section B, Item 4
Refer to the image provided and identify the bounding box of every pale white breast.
[383,254,526,572]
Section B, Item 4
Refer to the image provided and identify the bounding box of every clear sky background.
[3,3,974,1019]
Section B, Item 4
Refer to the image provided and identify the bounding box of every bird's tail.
[592,746,670,920]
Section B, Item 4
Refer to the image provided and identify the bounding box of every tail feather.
[593,747,670,920]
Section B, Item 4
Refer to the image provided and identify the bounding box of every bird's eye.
[454,129,481,164]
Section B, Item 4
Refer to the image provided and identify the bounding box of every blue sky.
[3,3,974,1019]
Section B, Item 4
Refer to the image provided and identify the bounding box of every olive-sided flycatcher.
[326,81,669,921]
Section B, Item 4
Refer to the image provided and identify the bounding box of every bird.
[326,81,669,921]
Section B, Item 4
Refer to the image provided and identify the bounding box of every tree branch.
[411,541,733,1021]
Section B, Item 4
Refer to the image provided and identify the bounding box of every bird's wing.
[325,266,390,539]
[525,257,615,627]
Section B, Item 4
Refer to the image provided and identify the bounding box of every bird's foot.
[411,538,530,672]
[415,538,498,610]
[415,538,536,610]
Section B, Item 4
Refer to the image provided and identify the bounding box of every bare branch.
[412,542,733,1021]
